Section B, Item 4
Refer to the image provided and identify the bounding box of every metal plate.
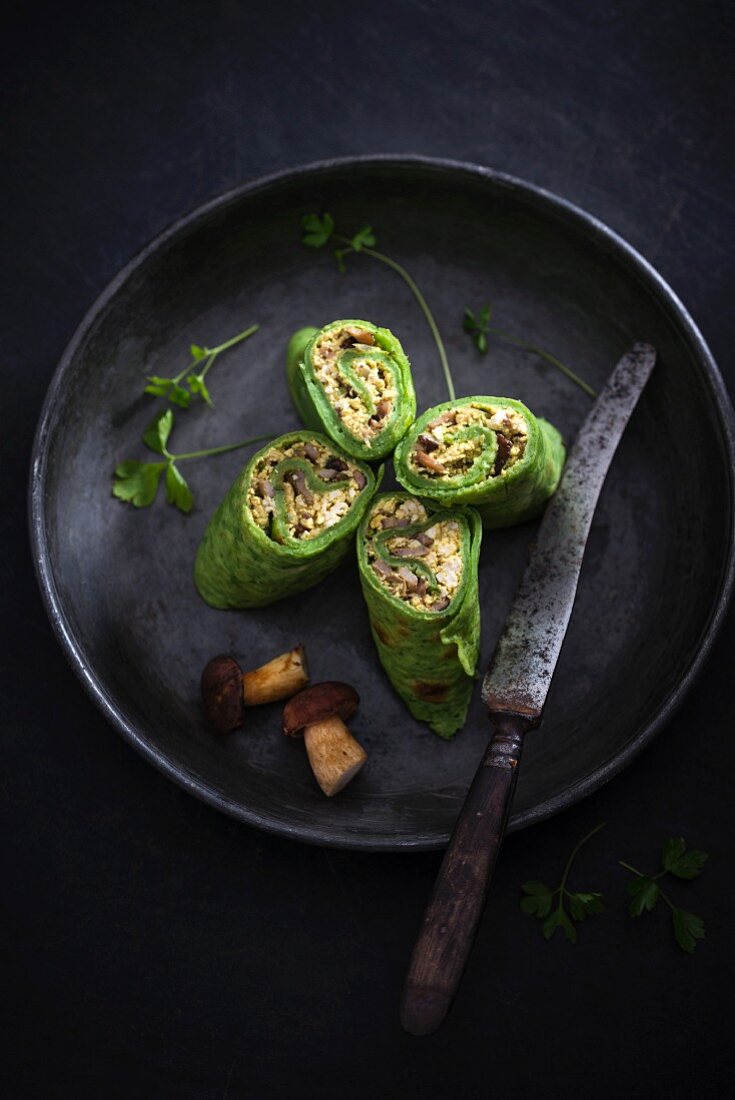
[29,157,735,850]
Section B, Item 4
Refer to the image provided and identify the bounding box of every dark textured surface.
[30,161,733,848]
[4,0,735,1096]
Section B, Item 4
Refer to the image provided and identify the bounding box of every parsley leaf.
[619,837,709,953]
[671,908,705,954]
[520,823,605,943]
[568,892,604,921]
[463,304,491,354]
[662,837,709,880]
[520,881,554,917]
[302,212,334,248]
[113,412,275,514]
[350,225,376,251]
[186,372,213,408]
[543,908,577,943]
[112,460,166,507]
[334,247,349,274]
[165,462,194,513]
[142,324,258,408]
[627,876,660,917]
[144,376,193,407]
[143,410,173,455]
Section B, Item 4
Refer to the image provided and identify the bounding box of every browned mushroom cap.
[201,655,244,733]
[282,681,359,737]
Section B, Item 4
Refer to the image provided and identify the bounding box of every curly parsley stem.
[489,326,597,398]
[171,432,275,462]
[208,323,259,356]
[559,822,607,894]
[335,236,455,401]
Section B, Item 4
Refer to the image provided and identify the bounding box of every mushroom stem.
[242,646,309,706]
[303,716,368,797]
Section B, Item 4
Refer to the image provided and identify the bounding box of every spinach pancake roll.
[286,319,416,461]
[393,397,565,529]
[195,431,379,609]
[357,493,482,739]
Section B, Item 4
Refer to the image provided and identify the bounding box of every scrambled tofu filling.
[366,496,463,612]
[410,403,528,479]
[312,325,396,444]
[248,439,366,542]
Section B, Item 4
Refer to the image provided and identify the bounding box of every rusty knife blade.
[481,342,657,723]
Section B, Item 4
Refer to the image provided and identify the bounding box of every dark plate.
[30,157,735,850]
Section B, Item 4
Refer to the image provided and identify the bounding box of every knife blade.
[483,340,657,722]
[401,343,657,1037]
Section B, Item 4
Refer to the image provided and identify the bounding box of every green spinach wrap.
[393,396,565,528]
[357,492,482,739]
[195,431,379,609]
[286,319,416,462]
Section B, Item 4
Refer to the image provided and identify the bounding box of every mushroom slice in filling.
[312,325,397,443]
[366,497,464,612]
[247,440,367,542]
[410,403,528,478]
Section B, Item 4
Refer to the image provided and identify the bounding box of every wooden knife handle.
[400,713,529,1036]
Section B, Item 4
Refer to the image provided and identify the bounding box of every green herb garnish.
[463,302,596,397]
[301,213,455,401]
[144,324,259,408]
[619,837,708,953]
[113,409,273,513]
[520,822,605,942]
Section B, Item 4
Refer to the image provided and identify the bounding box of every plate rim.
[28,154,735,851]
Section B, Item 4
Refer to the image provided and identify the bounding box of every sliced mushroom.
[416,450,447,475]
[418,434,439,453]
[427,411,456,430]
[397,567,419,592]
[494,432,511,476]
[325,456,348,472]
[345,327,376,345]
[285,469,313,503]
[430,597,451,612]
[391,542,428,558]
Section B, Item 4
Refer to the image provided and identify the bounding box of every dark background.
[3,1,734,1096]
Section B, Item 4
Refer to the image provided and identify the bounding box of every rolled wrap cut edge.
[357,493,482,739]
[393,396,566,529]
[194,430,381,610]
[286,319,417,461]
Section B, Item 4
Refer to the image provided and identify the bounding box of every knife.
[400,342,657,1036]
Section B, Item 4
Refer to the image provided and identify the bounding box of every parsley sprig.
[301,213,455,401]
[144,324,259,408]
[463,302,596,398]
[113,409,273,513]
[521,822,605,942]
[620,837,708,953]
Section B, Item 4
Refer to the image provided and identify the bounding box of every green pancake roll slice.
[195,431,379,609]
[393,396,565,529]
[286,319,416,462]
[357,492,482,739]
